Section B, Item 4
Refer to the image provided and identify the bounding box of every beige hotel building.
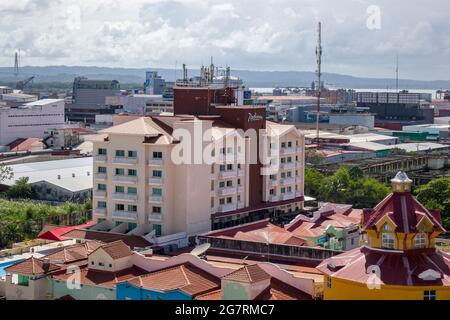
[91,87,305,239]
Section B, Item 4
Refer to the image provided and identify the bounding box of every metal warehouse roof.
[1,157,93,192]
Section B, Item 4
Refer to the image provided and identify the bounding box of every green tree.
[415,178,450,230]
[304,168,325,198]
[305,150,325,165]
[7,177,35,199]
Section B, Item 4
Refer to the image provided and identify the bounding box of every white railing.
[113,211,138,220]
[218,187,236,196]
[94,190,107,198]
[281,192,295,201]
[148,196,163,204]
[148,213,163,222]
[93,208,107,216]
[148,177,163,185]
[269,179,279,187]
[95,173,107,180]
[113,157,138,165]
[280,162,296,170]
[281,177,295,185]
[237,202,245,209]
[112,193,138,201]
[269,195,279,202]
[148,159,163,166]
[218,171,237,179]
[280,147,296,155]
[94,155,107,162]
[217,204,237,213]
[112,175,138,183]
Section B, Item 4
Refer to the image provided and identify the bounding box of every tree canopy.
[415,178,450,230]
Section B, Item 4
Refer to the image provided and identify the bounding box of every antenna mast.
[315,22,322,147]
[14,49,20,78]
[395,54,399,92]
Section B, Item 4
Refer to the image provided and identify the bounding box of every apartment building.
[0,99,65,146]
[91,109,304,238]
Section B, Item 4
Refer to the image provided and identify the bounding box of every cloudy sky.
[0,0,449,80]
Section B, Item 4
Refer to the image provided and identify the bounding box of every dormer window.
[415,232,426,249]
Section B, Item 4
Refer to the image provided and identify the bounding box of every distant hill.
[0,65,449,89]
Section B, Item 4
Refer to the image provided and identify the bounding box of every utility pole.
[315,22,322,148]
[14,49,20,78]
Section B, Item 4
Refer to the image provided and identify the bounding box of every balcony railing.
[148,177,163,185]
[112,175,138,183]
[269,179,279,187]
[93,208,107,216]
[280,162,296,170]
[281,192,295,201]
[113,157,138,165]
[269,195,279,202]
[148,213,163,222]
[113,211,138,220]
[95,173,107,180]
[218,171,237,179]
[296,161,303,169]
[237,170,245,177]
[218,187,236,196]
[237,186,245,193]
[148,196,163,204]
[237,202,245,209]
[94,155,107,162]
[281,177,295,185]
[148,159,163,166]
[112,193,138,201]
[280,147,296,155]
[217,204,237,213]
[94,190,107,198]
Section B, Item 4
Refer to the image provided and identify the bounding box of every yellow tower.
[317,172,450,300]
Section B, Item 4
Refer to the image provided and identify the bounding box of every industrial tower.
[315,22,322,147]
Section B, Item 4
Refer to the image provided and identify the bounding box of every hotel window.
[115,168,125,176]
[270,189,275,195]
[281,172,286,178]
[127,187,137,195]
[152,188,162,196]
[287,186,292,193]
[287,156,292,163]
[226,181,233,187]
[227,164,233,171]
[219,165,226,172]
[153,170,162,178]
[98,184,106,191]
[237,179,241,186]
[237,164,241,169]
[128,169,137,176]
[128,205,137,212]
[281,187,286,194]
[281,142,286,148]
[115,186,125,193]
[211,181,214,191]
[115,204,125,211]
[227,147,233,154]
[326,276,332,289]
[153,224,162,237]
[211,198,214,208]
[153,151,163,159]
[98,201,107,209]
[219,198,225,205]
[128,150,137,158]
[219,181,225,188]
[381,232,395,249]
[98,148,107,155]
[153,207,162,213]
[424,290,436,300]
[237,195,241,202]
[270,174,276,180]
[219,148,226,155]
[287,171,292,178]
[98,166,107,173]
[226,197,232,204]
[415,232,426,249]
[288,141,292,148]
[116,150,125,157]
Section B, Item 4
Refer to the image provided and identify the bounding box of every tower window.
[381,233,395,249]
[415,232,426,249]
[424,290,436,300]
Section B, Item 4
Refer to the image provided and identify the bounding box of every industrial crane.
[16,76,35,91]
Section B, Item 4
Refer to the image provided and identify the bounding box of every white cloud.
[0,0,449,80]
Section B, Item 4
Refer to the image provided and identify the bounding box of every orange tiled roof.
[61,229,152,249]
[5,257,61,276]
[222,264,271,284]
[93,240,133,260]
[45,240,103,264]
[128,263,220,297]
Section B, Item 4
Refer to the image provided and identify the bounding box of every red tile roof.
[222,264,271,284]
[7,138,41,152]
[93,240,133,260]
[61,229,152,249]
[362,192,445,233]
[44,240,104,264]
[128,263,220,297]
[317,246,450,287]
[5,257,61,276]
[38,222,95,241]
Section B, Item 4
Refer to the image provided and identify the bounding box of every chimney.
[57,175,61,180]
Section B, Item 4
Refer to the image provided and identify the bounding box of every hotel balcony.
[280,162,296,170]
[269,195,279,202]
[237,170,245,177]
[94,155,107,163]
[217,153,245,164]
[112,175,138,184]
[297,147,303,154]
[218,171,237,179]
[95,173,107,181]
[148,196,163,204]
[280,147,296,155]
[280,192,295,201]
[296,161,303,169]
[148,177,163,185]
[93,208,107,217]
[269,179,279,187]
[94,190,107,198]
[237,202,245,209]
[113,211,138,221]
[113,157,138,165]
[148,159,163,166]
[217,203,237,213]
[218,187,236,196]
[148,213,163,222]
[112,193,138,201]
[237,186,245,193]
[281,177,295,185]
